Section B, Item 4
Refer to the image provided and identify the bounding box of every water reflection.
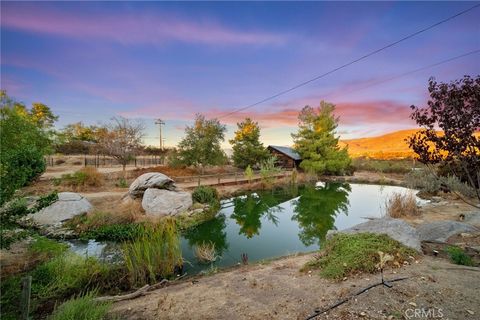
[230,191,283,238]
[183,214,229,256]
[291,183,350,246]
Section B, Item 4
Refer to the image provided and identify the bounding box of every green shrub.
[49,291,111,320]
[244,165,254,183]
[0,197,30,228]
[60,167,104,188]
[1,98,52,205]
[260,156,280,187]
[304,233,416,280]
[192,186,218,204]
[0,228,30,250]
[352,158,413,174]
[446,246,474,266]
[406,169,441,194]
[80,223,144,242]
[31,252,109,300]
[32,191,59,212]
[29,235,69,260]
[123,219,182,286]
[116,178,128,188]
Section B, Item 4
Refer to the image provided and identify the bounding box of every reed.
[194,242,218,264]
[122,218,182,286]
[385,191,419,218]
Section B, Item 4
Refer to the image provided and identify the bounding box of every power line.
[218,4,480,119]
[322,49,480,98]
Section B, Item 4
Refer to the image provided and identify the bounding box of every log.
[94,284,150,302]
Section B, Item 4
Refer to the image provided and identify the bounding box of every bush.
[29,236,69,261]
[446,246,474,266]
[123,219,182,286]
[116,178,128,188]
[385,192,419,218]
[244,165,254,183]
[0,197,30,229]
[31,252,109,301]
[303,233,416,280]
[81,223,144,242]
[1,99,52,205]
[49,291,111,320]
[260,156,280,187]
[406,169,441,194]
[352,158,413,174]
[60,167,104,188]
[192,186,218,204]
[33,191,59,212]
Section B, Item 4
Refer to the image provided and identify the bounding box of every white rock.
[28,192,92,226]
[142,188,192,216]
[129,172,175,198]
[417,220,479,242]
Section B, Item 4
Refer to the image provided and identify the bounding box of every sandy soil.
[111,254,480,320]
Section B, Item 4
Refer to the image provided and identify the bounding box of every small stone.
[342,277,348,281]
[466,310,474,315]
[359,311,367,317]
[409,302,417,307]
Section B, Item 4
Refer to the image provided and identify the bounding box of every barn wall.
[268,149,295,168]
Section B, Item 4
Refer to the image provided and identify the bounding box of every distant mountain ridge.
[340,129,420,159]
[340,129,479,159]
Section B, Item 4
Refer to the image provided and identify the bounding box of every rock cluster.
[128,172,193,216]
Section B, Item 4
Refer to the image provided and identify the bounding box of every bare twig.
[304,277,410,320]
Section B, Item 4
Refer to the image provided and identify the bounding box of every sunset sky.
[1,1,479,148]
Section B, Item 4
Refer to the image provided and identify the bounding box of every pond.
[67,182,426,274]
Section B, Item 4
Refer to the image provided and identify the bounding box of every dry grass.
[194,242,218,264]
[385,191,420,218]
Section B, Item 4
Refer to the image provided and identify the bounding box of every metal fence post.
[21,275,32,320]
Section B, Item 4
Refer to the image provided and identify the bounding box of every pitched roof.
[268,145,302,161]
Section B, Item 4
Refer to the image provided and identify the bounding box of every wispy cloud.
[1,5,287,46]
[206,100,414,128]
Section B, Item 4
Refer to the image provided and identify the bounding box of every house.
[267,145,302,168]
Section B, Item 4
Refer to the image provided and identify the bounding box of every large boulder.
[142,188,192,216]
[25,192,92,238]
[129,172,175,198]
[462,211,480,227]
[327,218,421,251]
[417,220,479,242]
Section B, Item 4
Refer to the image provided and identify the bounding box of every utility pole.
[155,119,165,150]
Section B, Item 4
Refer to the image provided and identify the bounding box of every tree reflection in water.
[229,187,297,238]
[291,183,351,246]
[182,214,229,256]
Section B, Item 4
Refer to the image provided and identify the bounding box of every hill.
[340,129,419,159]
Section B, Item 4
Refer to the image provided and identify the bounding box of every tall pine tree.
[229,118,269,168]
[292,101,351,175]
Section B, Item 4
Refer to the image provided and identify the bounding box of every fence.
[171,169,294,188]
[44,155,166,168]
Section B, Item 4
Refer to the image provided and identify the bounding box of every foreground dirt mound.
[111,254,479,320]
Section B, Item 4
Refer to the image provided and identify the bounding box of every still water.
[180,182,423,273]
[69,183,424,274]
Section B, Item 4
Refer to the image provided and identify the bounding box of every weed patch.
[49,291,111,320]
[303,233,416,280]
[446,246,474,266]
[123,219,182,286]
[192,185,219,204]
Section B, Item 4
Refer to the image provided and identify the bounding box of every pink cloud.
[206,100,415,128]
[2,6,287,46]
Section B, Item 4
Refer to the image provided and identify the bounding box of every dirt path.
[111,254,479,320]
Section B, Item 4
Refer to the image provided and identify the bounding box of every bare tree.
[97,117,145,176]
